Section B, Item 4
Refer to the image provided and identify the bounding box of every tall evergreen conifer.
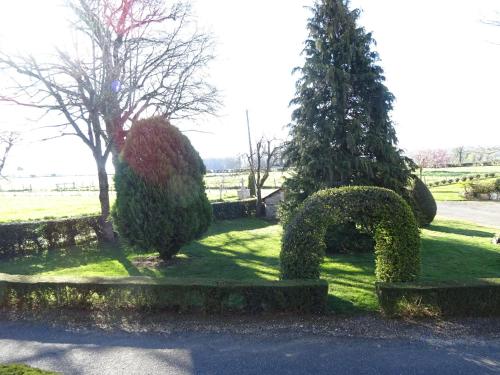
[283,0,414,211]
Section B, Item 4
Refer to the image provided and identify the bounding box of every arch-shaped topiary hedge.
[280,186,420,282]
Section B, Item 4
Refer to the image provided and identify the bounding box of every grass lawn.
[0,192,117,222]
[1,218,499,314]
[429,183,466,201]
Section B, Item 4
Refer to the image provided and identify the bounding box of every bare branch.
[0,132,18,177]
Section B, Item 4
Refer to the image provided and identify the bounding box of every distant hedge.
[377,279,500,317]
[0,216,102,259]
[0,201,258,260]
[211,199,257,220]
[280,186,420,282]
[0,273,328,314]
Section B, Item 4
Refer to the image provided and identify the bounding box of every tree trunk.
[96,158,116,242]
[256,185,265,217]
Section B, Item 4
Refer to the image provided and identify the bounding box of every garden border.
[0,273,328,314]
[376,278,500,317]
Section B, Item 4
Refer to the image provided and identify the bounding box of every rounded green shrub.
[112,117,212,260]
[407,175,437,227]
[280,186,420,282]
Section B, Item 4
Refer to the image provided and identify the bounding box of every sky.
[0,0,500,176]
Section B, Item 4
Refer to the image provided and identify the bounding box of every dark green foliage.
[0,273,328,314]
[112,117,212,260]
[212,199,257,220]
[248,173,256,197]
[377,279,500,317]
[0,364,57,375]
[280,186,420,282]
[407,176,437,227]
[324,222,374,254]
[0,216,101,260]
[282,0,415,217]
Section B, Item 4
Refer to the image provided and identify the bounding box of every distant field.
[0,188,279,222]
[0,170,288,192]
[204,170,287,189]
[2,166,498,221]
[420,165,500,184]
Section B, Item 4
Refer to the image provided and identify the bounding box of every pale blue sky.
[1,0,499,175]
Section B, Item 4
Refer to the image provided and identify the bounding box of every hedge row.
[0,273,328,314]
[0,216,102,259]
[211,199,257,220]
[428,173,496,187]
[0,200,258,259]
[376,279,500,317]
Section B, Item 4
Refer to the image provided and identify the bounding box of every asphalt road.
[437,201,500,228]
[1,321,500,375]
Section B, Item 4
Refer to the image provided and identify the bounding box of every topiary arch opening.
[280,186,421,282]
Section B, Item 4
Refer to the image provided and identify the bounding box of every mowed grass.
[1,218,499,313]
[429,183,466,201]
[0,192,116,222]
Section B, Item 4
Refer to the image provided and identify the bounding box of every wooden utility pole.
[246,110,257,194]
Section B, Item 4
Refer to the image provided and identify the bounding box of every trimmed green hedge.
[377,279,500,317]
[0,273,328,314]
[212,199,257,220]
[280,186,420,282]
[0,216,102,260]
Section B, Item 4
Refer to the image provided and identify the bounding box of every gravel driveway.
[437,201,500,228]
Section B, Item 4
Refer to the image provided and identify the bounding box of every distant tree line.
[411,146,500,169]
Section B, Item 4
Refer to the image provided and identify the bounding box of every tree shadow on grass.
[421,235,500,280]
[0,242,143,277]
[321,253,377,314]
[429,224,495,238]
[0,219,275,279]
[147,229,282,280]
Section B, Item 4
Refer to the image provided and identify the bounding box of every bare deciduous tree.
[247,137,281,216]
[453,146,466,166]
[0,132,17,178]
[0,0,219,241]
